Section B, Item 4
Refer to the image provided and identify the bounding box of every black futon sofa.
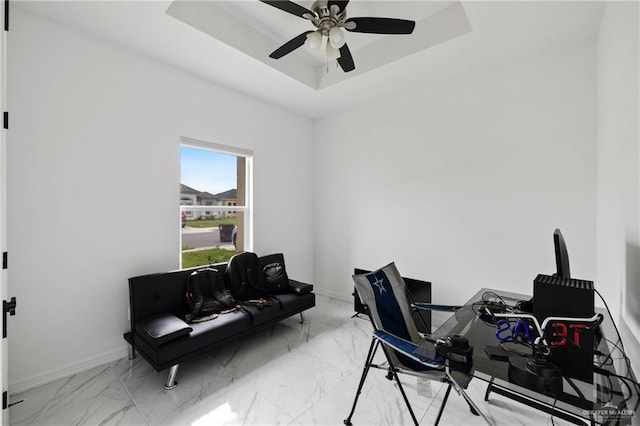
[123,253,315,389]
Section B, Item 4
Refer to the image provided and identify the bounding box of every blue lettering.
[495,319,512,342]
[513,320,533,345]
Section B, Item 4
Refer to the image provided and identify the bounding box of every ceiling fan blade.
[328,0,350,13]
[345,17,416,34]
[269,31,314,59]
[259,0,313,19]
[337,44,355,72]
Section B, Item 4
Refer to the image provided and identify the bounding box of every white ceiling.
[13,1,605,119]
[165,0,472,90]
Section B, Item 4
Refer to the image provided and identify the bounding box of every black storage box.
[533,274,594,383]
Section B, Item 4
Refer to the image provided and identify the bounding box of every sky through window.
[180,146,237,195]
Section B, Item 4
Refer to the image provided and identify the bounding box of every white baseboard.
[9,346,129,395]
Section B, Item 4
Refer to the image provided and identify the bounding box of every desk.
[433,288,639,425]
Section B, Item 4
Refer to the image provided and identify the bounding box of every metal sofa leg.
[299,311,311,342]
[128,345,136,360]
[164,365,179,390]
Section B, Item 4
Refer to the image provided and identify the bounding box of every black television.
[553,228,571,278]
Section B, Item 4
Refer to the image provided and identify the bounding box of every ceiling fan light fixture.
[305,30,323,49]
[328,26,346,49]
[326,43,341,60]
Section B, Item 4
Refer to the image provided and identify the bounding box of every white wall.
[7,9,314,392]
[314,41,598,305]
[596,1,640,367]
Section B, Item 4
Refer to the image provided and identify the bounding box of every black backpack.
[225,252,268,301]
[259,253,290,294]
[185,268,236,321]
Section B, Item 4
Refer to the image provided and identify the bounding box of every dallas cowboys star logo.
[372,276,387,295]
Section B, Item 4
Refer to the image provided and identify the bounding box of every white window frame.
[179,136,253,261]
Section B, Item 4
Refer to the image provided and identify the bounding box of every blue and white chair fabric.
[344,262,492,426]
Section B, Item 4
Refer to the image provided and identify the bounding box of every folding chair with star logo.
[344,262,492,426]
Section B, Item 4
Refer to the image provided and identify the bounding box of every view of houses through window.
[180,142,250,269]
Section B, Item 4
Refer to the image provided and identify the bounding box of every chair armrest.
[288,279,313,295]
[135,313,192,347]
[373,330,444,369]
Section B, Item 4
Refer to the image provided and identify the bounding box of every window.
[179,137,252,269]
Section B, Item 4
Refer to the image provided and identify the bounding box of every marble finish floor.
[10,295,576,425]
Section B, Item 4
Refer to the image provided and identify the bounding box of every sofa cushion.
[241,302,287,327]
[273,292,315,317]
[136,313,192,347]
[155,309,252,366]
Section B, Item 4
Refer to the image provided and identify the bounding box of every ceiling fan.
[259,0,416,72]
